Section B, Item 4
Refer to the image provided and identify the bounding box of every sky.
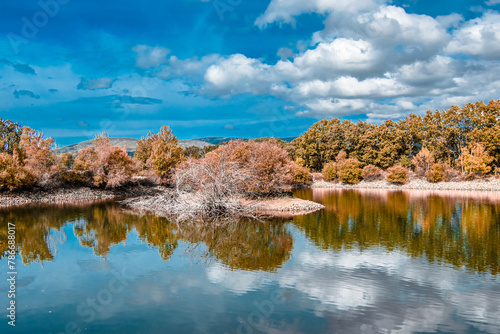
[0,0,499,146]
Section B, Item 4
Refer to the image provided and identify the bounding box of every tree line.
[290,99,499,183]
[0,99,499,191]
[0,122,310,193]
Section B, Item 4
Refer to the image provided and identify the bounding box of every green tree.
[0,119,22,154]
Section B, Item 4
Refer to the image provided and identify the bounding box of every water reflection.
[294,188,500,275]
[1,192,500,333]
[0,202,292,272]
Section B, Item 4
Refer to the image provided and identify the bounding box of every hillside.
[58,137,212,156]
[58,136,297,156]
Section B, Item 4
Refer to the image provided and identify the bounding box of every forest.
[0,99,499,193]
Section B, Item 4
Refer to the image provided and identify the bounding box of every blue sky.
[0,0,499,146]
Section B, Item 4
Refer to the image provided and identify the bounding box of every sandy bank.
[311,178,500,192]
[243,196,325,218]
[0,185,165,208]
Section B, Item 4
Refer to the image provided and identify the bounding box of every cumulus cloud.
[109,2,500,121]
[255,0,382,28]
[445,12,500,59]
[204,54,275,96]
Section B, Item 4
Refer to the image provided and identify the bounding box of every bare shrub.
[124,140,297,220]
[443,164,460,181]
[386,165,409,184]
[215,140,295,194]
[362,164,383,182]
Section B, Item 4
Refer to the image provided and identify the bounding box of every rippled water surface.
[1,189,499,333]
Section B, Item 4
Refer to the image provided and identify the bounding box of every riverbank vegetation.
[294,99,500,184]
[1,99,499,203]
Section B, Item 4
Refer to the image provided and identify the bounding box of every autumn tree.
[459,143,494,177]
[0,152,35,191]
[18,127,55,182]
[134,126,184,182]
[412,147,434,177]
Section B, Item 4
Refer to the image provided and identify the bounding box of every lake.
[1,188,499,333]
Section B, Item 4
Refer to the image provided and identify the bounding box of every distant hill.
[58,137,212,156]
[197,136,297,145]
[57,136,297,156]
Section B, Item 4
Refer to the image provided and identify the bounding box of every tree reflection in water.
[1,189,499,274]
[0,201,293,272]
[293,188,500,275]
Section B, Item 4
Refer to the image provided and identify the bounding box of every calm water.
[1,189,499,334]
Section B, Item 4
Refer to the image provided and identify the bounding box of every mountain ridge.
[57,136,298,155]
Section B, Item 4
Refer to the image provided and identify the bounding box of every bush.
[322,161,337,181]
[443,164,460,181]
[291,162,312,185]
[425,163,445,183]
[386,165,409,184]
[362,164,383,182]
[339,159,363,184]
[180,140,296,195]
[73,134,138,188]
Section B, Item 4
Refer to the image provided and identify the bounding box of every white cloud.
[204,54,275,96]
[119,3,500,122]
[255,0,382,28]
[486,0,500,6]
[294,39,383,77]
[133,45,170,69]
[445,12,500,59]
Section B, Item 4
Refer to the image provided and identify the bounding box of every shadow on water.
[0,201,293,272]
[293,188,500,275]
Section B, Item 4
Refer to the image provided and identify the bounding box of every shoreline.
[311,178,500,192]
[0,185,165,208]
[1,178,499,210]
[0,186,325,217]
